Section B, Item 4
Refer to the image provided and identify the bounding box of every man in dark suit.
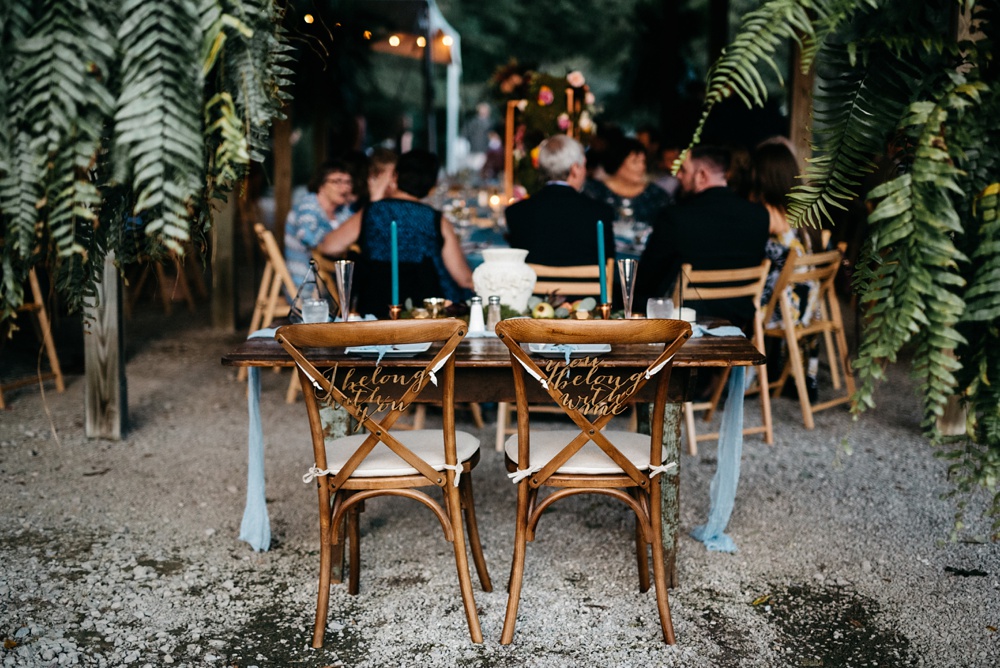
[505,135,615,266]
[635,145,769,329]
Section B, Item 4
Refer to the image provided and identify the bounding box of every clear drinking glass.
[302,299,329,323]
[646,297,674,319]
[333,260,354,322]
[617,258,638,319]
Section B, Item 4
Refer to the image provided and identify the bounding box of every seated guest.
[505,135,615,266]
[583,136,673,225]
[317,150,473,318]
[635,145,769,330]
[284,160,356,287]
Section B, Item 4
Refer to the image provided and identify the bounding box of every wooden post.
[211,191,236,331]
[84,252,127,440]
[503,100,517,203]
[272,110,293,253]
[788,40,816,167]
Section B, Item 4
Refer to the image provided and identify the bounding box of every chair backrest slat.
[673,260,771,305]
[529,258,614,299]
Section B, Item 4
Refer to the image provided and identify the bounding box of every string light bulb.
[442,35,453,46]
[416,36,426,47]
[388,35,400,47]
[303,14,314,24]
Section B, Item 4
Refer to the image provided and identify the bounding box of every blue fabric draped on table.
[238,323,749,553]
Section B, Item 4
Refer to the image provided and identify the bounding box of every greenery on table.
[689,0,1000,534]
[0,0,290,323]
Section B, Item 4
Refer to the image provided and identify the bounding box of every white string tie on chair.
[507,465,543,484]
[441,463,463,487]
[514,357,548,389]
[648,462,678,478]
[293,361,323,390]
[302,465,336,484]
[645,353,677,380]
[427,350,453,387]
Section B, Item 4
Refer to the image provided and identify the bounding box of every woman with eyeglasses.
[283,160,356,287]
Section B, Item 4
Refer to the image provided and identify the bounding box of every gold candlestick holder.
[388,304,402,320]
[598,303,611,320]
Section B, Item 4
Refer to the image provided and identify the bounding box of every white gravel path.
[1,310,998,667]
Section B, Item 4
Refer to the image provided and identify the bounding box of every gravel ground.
[1,306,998,667]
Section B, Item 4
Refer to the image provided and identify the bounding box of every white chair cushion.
[504,430,665,475]
[324,430,480,478]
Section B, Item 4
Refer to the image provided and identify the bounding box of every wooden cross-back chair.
[0,268,65,409]
[276,319,492,647]
[673,260,773,455]
[495,318,692,645]
[762,247,854,429]
[494,258,616,452]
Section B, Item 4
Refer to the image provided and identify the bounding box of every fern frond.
[788,45,924,229]
[199,0,289,211]
[852,75,985,439]
[115,0,204,256]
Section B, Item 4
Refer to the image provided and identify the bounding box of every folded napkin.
[691,324,744,338]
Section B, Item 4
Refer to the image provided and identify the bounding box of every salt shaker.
[486,295,502,332]
[468,296,485,334]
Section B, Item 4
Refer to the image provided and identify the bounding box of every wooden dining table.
[222,326,765,587]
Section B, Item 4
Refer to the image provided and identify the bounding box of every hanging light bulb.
[442,35,453,46]
[416,36,427,47]
[388,35,400,47]
[303,14,314,24]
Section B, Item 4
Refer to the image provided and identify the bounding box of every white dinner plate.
[528,343,611,358]
[344,342,432,357]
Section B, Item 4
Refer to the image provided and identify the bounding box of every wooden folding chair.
[237,224,302,404]
[673,260,773,454]
[0,268,65,409]
[495,318,692,645]
[494,258,615,451]
[125,244,206,317]
[276,319,492,647]
[763,248,854,429]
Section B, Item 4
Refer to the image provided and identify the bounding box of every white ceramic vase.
[472,248,536,313]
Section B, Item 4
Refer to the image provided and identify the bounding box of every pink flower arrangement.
[537,86,554,106]
[557,113,570,130]
[566,71,585,88]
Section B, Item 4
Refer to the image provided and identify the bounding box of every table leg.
[660,402,682,589]
[320,405,351,582]
[637,402,681,589]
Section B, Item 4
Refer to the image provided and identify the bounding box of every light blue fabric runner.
[689,364,745,553]
[686,322,747,552]
[240,328,276,552]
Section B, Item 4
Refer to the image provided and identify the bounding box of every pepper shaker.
[486,295,502,332]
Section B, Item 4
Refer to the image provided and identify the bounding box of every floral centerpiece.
[490,60,598,195]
